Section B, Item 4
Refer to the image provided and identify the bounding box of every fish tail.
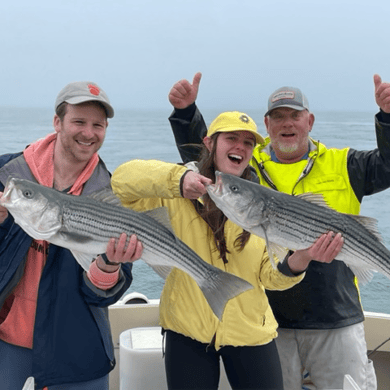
[199,271,253,321]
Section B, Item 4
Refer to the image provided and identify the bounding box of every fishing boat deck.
[108,301,390,390]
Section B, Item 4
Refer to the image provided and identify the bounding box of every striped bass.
[0,177,253,320]
[207,171,390,284]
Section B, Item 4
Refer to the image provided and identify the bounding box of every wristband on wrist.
[100,253,120,266]
[283,250,295,263]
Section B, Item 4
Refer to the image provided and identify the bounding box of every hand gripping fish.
[0,177,253,320]
[207,171,390,284]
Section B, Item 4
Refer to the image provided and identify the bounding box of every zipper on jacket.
[291,155,316,195]
[253,152,318,194]
[257,161,278,191]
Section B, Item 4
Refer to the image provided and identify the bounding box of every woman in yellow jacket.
[111,111,343,390]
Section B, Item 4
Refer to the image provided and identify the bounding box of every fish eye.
[230,185,239,192]
[23,189,33,198]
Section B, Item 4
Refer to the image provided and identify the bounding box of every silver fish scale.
[259,189,390,274]
[60,196,208,276]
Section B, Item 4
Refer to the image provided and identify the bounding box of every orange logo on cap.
[88,84,100,96]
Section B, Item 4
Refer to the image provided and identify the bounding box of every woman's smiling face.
[203,131,256,177]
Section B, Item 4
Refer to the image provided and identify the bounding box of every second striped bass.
[207,171,390,284]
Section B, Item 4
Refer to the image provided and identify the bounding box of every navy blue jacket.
[0,152,133,388]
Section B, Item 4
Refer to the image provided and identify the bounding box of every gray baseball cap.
[265,86,309,117]
[55,81,114,118]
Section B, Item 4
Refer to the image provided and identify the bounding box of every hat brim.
[216,128,265,145]
[249,130,265,145]
[65,96,114,118]
[264,104,306,117]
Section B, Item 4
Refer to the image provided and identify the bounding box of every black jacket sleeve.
[169,103,207,163]
[348,110,390,202]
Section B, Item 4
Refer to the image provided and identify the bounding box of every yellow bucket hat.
[207,111,264,144]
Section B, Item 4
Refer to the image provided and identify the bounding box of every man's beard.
[277,141,299,154]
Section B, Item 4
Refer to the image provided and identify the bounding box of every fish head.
[206,171,266,230]
[0,177,62,240]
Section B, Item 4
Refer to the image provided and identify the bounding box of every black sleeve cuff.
[277,250,307,276]
[171,103,197,121]
[377,109,390,124]
[179,170,192,197]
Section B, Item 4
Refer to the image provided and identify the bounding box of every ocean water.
[0,106,389,315]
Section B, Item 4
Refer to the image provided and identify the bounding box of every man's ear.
[308,113,315,132]
[53,115,61,133]
[264,116,270,133]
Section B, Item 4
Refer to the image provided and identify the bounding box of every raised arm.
[374,74,390,113]
[168,72,202,109]
[348,74,390,201]
[168,73,208,163]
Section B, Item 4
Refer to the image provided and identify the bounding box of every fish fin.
[269,243,290,264]
[88,187,123,206]
[199,271,254,320]
[148,264,173,280]
[297,193,384,243]
[71,250,96,271]
[262,228,277,270]
[345,263,376,285]
[22,377,35,390]
[345,214,384,243]
[185,161,200,173]
[297,192,330,208]
[59,231,94,243]
[14,217,61,240]
[143,207,175,235]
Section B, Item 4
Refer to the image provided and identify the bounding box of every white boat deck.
[108,300,390,390]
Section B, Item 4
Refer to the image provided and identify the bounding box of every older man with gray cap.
[167,72,390,389]
[0,81,143,390]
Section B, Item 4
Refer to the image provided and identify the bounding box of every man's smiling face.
[54,102,108,164]
[264,107,315,163]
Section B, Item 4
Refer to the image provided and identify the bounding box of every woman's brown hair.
[191,133,252,264]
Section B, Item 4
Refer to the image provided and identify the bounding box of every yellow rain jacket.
[251,138,360,214]
[111,159,305,350]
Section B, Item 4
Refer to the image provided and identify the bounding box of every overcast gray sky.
[0,0,388,112]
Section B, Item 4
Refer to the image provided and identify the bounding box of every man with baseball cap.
[166,72,390,389]
[55,81,115,118]
[264,86,310,116]
[0,81,143,389]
